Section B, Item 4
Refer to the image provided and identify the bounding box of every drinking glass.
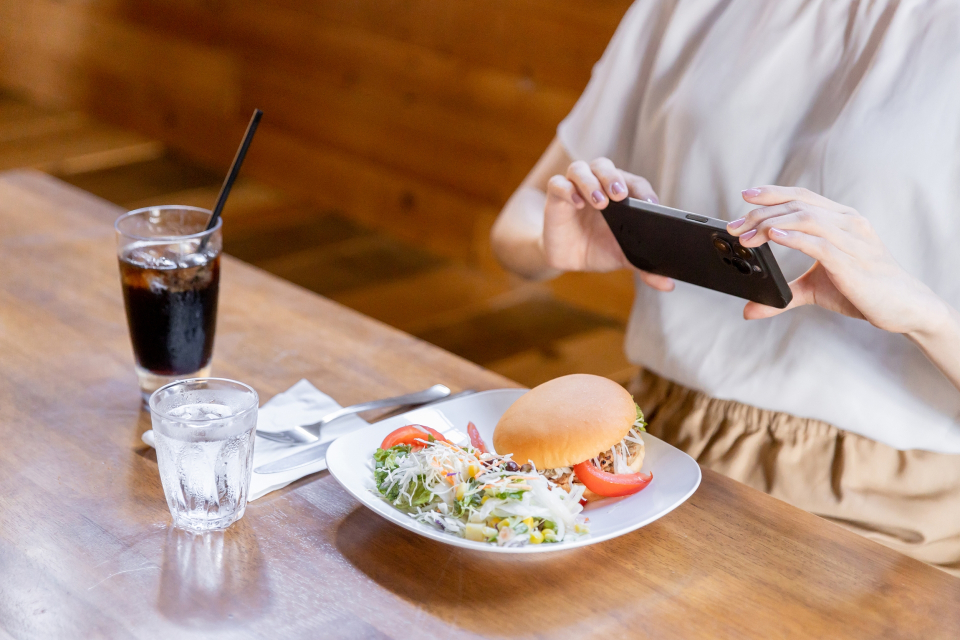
[150,378,259,531]
[115,206,222,401]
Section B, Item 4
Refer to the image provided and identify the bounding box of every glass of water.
[150,378,259,531]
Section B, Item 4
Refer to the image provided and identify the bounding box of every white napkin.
[141,379,367,501]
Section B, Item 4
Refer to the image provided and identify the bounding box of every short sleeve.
[557,0,669,166]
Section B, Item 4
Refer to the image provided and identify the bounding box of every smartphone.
[601,197,792,308]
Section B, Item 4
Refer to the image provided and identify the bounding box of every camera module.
[713,238,732,254]
[731,257,752,274]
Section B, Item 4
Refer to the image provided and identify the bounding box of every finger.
[588,157,629,202]
[741,185,855,214]
[623,173,660,204]
[761,227,848,269]
[638,270,675,292]
[546,174,586,209]
[729,202,854,237]
[566,161,608,209]
[735,206,854,252]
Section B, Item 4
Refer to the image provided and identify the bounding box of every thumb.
[743,269,818,320]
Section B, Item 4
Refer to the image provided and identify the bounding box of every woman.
[491,0,960,574]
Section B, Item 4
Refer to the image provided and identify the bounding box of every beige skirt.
[629,369,960,577]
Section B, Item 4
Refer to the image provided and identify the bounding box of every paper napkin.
[141,379,367,501]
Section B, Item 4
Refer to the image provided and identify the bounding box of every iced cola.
[115,206,223,399]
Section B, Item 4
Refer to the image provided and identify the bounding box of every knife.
[253,389,477,474]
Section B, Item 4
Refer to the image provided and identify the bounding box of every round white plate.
[325,389,701,553]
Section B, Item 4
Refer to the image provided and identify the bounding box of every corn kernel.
[464,523,485,541]
[488,517,502,527]
[467,463,479,478]
[455,483,466,500]
[497,519,511,530]
[529,530,545,544]
[574,523,589,534]
[480,495,489,504]
[522,517,534,530]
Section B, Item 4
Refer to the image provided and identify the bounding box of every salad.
[372,423,588,547]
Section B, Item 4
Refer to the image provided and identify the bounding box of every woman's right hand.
[543,158,674,291]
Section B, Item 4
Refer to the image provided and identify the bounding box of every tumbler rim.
[149,377,259,424]
[115,205,222,243]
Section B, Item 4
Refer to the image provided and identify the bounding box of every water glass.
[150,378,259,531]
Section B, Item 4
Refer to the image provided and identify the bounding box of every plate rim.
[326,388,702,554]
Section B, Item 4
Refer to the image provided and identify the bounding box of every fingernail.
[591,190,605,205]
[610,181,625,195]
[728,217,746,229]
[740,229,758,241]
[770,228,788,238]
[571,192,584,206]
[742,187,762,198]
[646,195,660,204]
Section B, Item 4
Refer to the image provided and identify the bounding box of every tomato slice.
[572,460,652,498]
[380,424,448,451]
[466,422,487,453]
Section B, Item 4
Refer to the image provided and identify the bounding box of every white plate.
[326,389,701,553]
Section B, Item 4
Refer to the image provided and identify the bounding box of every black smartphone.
[601,197,792,308]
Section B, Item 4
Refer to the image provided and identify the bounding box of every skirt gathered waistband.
[629,368,960,577]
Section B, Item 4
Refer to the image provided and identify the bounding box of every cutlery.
[254,390,477,474]
[256,384,451,445]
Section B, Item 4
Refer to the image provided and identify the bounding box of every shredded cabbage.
[372,439,587,546]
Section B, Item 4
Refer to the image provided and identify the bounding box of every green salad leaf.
[634,402,647,431]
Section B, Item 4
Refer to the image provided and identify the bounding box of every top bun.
[493,374,637,469]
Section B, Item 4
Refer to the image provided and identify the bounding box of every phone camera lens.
[713,238,732,254]
[732,257,752,274]
[735,245,753,260]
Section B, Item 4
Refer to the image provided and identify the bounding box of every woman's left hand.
[728,185,947,335]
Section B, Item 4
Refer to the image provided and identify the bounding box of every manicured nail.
[646,195,660,204]
[770,228,788,238]
[742,187,762,198]
[591,190,605,205]
[740,229,758,241]
[728,217,746,229]
[571,192,584,206]
[610,181,625,195]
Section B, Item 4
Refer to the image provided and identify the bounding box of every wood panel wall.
[0,0,629,265]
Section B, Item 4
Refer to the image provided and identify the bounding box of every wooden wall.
[0,0,629,265]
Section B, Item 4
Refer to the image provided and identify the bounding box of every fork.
[255,384,451,445]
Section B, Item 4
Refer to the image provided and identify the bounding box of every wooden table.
[0,170,957,639]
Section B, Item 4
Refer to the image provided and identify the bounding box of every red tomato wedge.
[380,425,448,451]
[573,460,652,498]
[466,422,487,453]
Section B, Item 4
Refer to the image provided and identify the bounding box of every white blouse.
[558,0,960,453]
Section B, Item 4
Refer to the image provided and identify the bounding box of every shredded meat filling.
[543,437,643,491]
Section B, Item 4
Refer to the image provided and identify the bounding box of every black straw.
[205,108,263,232]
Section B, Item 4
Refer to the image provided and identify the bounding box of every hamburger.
[493,374,652,501]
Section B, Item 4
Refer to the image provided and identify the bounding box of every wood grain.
[0,171,957,638]
[0,0,628,264]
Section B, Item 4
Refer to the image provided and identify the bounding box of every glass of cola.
[115,206,222,401]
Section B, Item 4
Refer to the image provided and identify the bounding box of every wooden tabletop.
[1,170,957,639]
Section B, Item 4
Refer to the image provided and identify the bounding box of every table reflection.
[157,520,270,627]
